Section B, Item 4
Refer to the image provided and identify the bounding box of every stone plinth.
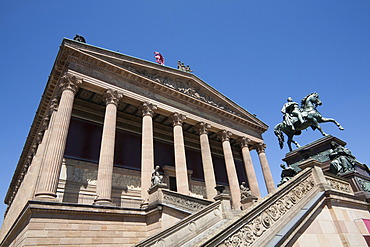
[240,196,258,210]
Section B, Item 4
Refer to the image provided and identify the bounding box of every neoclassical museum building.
[1,39,370,247]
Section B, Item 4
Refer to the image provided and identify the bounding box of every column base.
[35,192,57,199]
[93,197,113,206]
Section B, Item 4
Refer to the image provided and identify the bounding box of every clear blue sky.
[1,1,369,224]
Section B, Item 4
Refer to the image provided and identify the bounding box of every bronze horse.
[274,93,344,152]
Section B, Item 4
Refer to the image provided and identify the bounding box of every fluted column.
[239,137,261,197]
[140,102,157,200]
[220,130,241,210]
[35,74,81,198]
[170,113,189,195]
[256,143,275,193]
[195,122,217,200]
[94,89,123,205]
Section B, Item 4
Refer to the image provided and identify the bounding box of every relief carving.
[222,175,315,247]
[326,177,352,193]
[163,194,208,212]
[70,167,140,189]
[120,65,240,116]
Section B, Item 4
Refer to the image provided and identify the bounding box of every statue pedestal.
[283,135,346,172]
[284,135,370,197]
[240,196,258,210]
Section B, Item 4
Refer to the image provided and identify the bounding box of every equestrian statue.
[274,93,344,152]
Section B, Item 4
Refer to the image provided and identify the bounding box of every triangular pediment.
[63,39,267,131]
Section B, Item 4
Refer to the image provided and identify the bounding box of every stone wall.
[292,204,370,246]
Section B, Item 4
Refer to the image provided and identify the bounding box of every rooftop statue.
[177,60,192,73]
[274,93,344,151]
[73,34,86,43]
[329,141,356,175]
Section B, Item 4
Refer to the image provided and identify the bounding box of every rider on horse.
[281,97,304,131]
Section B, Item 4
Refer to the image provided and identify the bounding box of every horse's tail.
[274,123,284,149]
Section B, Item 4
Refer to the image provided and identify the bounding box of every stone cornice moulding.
[63,44,268,132]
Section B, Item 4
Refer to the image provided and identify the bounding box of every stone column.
[239,137,261,197]
[35,74,81,198]
[170,113,189,195]
[140,102,157,200]
[195,122,217,200]
[94,89,123,205]
[219,130,241,210]
[256,143,275,194]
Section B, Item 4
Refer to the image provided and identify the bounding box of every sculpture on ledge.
[151,165,164,186]
[329,141,356,175]
[274,92,344,151]
[240,182,252,199]
[277,164,298,187]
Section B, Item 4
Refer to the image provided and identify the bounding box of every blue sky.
[1,1,370,224]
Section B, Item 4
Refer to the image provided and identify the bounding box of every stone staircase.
[137,163,360,247]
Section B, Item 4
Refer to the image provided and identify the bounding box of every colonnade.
[35,74,275,209]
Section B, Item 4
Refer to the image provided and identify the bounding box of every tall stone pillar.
[195,122,217,200]
[256,143,275,194]
[220,130,241,210]
[35,74,81,198]
[239,137,261,197]
[170,113,189,195]
[94,89,123,205]
[140,102,157,200]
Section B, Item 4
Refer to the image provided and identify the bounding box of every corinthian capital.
[219,130,233,142]
[59,74,82,95]
[139,102,157,117]
[103,89,123,106]
[239,137,252,148]
[170,112,186,126]
[195,122,211,135]
[256,143,267,154]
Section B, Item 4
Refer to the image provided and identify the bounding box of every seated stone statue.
[240,182,252,199]
[151,165,163,186]
[329,141,356,175]
[277,164,297,187]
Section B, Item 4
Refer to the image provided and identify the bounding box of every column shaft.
[257,144,275,193]
[241,146,261,197]
[200,133,217,200]
[173,125,189,194]
[95,103,118,204]
[35,84,77,198]
[220,130,241,210]
[141,115,154,199]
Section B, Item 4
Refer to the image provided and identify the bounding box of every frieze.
[70,167,141,189]
[221,175,315,247]
[163,193,208,212]
[326,177,352,193]
[120,65,240,116]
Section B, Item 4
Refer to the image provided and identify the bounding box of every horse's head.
[301,92,322,109]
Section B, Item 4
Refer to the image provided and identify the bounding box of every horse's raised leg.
[320,117,344,130]
[313,118,329,136]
